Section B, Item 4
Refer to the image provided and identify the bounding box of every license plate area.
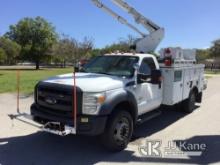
[43,122,76,136]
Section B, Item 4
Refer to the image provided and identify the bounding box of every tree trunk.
[36,60,40,70]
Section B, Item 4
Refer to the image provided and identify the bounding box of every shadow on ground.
[132,105,191,140]
[0,107,219,165]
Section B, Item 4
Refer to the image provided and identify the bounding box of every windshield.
[83,55,139,77]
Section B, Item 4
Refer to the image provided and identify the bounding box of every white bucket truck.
[11,0,207,151]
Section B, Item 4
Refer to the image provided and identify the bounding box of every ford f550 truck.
[11,0,206,151]
[31,51,207,151]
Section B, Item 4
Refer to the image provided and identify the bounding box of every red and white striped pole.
[16,70,20,114]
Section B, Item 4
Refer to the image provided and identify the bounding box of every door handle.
[180,83,183,87]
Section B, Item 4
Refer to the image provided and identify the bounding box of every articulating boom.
[91,0,165,53]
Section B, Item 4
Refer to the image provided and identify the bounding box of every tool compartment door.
[161,68,184,105]
[182,65,204,100]
[173,69,184,103]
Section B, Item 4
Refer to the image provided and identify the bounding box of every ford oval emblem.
[45,97,57,105]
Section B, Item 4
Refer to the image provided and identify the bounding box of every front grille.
[36,82,82,119]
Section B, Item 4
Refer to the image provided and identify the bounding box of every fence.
[204,62,220,71]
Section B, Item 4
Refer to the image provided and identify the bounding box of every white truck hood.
[43,72,130,92]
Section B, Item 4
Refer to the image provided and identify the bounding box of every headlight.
[82,92,106,115]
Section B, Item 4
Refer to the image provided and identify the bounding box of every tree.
[90,48,101,57]
[100,35,136,54]
[51,35,78,67]
[210,39,220,59]
[0,48,6,64]
[0,37,21,65]
[5,16,57,69]
[196,49,211,62]
[77,37,94,61]
[50,36,94,67]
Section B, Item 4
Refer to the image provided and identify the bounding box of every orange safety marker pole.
[73,70,77,130]
[16,70,20,113]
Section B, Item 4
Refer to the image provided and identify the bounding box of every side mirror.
[137,69,162,85]
[137,73,151,84]
[151,69,162,85]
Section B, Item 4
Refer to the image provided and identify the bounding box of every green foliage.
[50,36,94,65]
[90,49,102,57]
[2,15,219,66]
[50,35,78,67]
[196,49,211,62]
[210,39,220,58]
[77,37,94,60]
[101,42,130,54]
[0,48,7,64]
[196,39,220,62]
[99,35,136,55]
[0,37,21,64]
[5,16,57,69]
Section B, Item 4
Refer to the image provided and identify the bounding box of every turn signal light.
[97,95,106,104]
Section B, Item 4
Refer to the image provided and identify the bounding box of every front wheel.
[101,110,133,152]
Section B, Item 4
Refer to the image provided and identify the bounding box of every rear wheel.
[182,91,196,113]
[101,110,133,152]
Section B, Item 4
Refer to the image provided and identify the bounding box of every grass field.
[205,70,220,74]
[0,68,73,94]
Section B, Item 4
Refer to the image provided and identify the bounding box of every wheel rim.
[113,117,130,144]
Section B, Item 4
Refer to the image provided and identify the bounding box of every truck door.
[135,57,162,115]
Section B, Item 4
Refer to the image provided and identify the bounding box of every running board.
[137,110,161,125]
[8,113,76,136]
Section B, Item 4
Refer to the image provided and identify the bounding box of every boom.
[112,0,160,33]
[91,0,145,37]
[91,0,165,53]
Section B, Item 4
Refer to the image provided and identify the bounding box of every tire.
[182,91,196,113]
[101,110,133,152]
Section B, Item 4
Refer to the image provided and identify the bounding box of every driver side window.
[139,57,156,75]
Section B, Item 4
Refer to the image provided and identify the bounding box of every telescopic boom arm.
[112,0,160,33]
[91,0,145,37]
[91,0,165,53]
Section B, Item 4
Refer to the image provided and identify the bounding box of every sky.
[1,0,220,50]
